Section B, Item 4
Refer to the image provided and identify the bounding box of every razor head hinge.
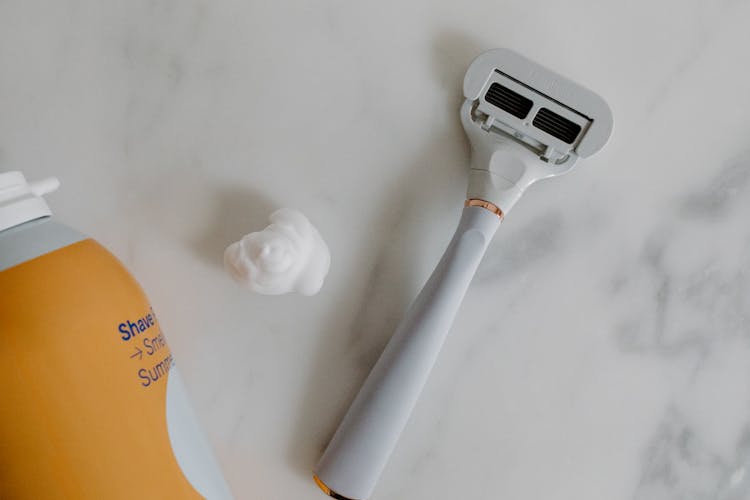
[471,102,571,165]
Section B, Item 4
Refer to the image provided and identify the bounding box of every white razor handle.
[314,205,501,500]
[315,47,613,499]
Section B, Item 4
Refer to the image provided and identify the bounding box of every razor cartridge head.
[462,49,613,166]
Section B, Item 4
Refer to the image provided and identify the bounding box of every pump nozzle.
[0,171,58,232]
[29,177,60,197]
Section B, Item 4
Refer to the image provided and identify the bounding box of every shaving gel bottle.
[0,171,233,499]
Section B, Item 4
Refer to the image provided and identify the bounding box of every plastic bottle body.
[0,217,232,499]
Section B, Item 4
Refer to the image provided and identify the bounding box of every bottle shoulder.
[0,217,87,272]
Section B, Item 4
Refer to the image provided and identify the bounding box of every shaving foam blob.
[224,208,330,295]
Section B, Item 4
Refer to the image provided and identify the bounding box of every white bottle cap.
[0,171,60,232]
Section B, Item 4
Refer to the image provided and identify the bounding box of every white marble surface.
[3,1,750,498]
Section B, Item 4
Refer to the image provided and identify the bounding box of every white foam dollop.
[224,208,330,296]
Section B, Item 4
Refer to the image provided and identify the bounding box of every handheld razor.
[314,48,613,500]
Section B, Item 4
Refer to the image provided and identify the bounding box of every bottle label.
[0,239,231,499]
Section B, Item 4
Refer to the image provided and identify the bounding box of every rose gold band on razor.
[314,474,357,500]
[465,199,504,220]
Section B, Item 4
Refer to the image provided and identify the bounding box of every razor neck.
[461,99,580,215]
[466,138,540,215]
